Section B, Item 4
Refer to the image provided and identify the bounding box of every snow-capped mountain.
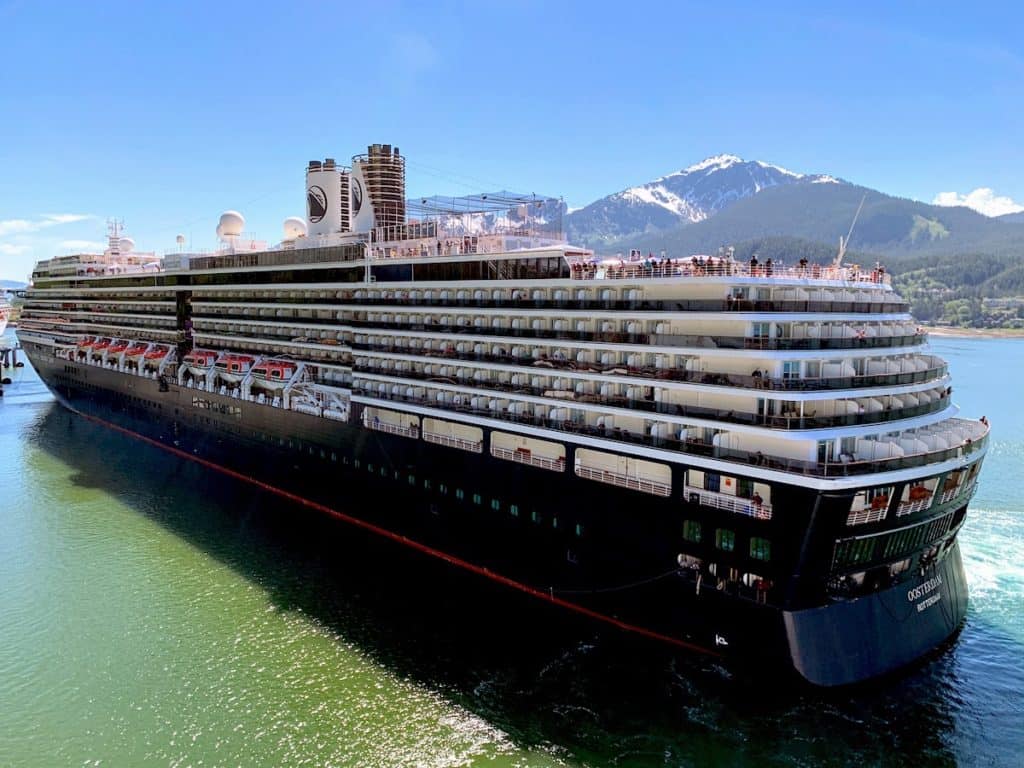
[565,154,843,246]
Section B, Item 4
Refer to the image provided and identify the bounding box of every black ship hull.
[25,344,971,686]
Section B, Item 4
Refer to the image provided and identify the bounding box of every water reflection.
[26,403,1021,767]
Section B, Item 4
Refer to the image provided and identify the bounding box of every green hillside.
[589,183,1024,328]
[598,182,1024,258]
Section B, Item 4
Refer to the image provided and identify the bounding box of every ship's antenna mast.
[834,194,866,268]
[106,218,125,255]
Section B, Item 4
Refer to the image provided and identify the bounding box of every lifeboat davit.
[214,353,256,383]
[183,349,218,377]
[251,359,299,391]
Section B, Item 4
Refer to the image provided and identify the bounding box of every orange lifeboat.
[107,340,131,355]
[251,360,298,391]
[90,338,112,355]
[124,343,150,362]
[214,353,256,382]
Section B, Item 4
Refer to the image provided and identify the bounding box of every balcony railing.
[351,387,989,478]
[574,464,671,497]
[684,485,772,519]
[348,320,927,351]
[490,445,565,472]
[352,364,951,431]
[352,342,946,393]
[363,418,419,439]
[192,295,909,314]
[422,431,483,453]
[566,259,892,287]
[846,507,889,526]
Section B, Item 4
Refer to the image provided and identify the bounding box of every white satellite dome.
[283,216,307,240]
[217,210,245,240]
[175,234,186,246]
[119,237,136,253]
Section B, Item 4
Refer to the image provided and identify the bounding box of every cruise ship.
[17,144,989,686]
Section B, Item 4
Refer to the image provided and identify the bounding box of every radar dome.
[217,210,245,240]
[119,237,136,253]
[175,234,186,246]
[283,217,307,240]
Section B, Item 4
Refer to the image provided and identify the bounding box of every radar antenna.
[834,194,866,268]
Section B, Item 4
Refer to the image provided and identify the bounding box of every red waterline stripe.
[75,409,719,658]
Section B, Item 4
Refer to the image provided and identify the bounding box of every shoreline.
[925,326,1024,339]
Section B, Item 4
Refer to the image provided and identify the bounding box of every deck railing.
[490,445,565,472]
[363,418,419,439]
[422,431,483,453]
[352,343,947,393]
[846,507,889,526]
[574,464,672,497]
[684,485,772,519]
[352,365,951,431]
[567,259,892,286]
[346,319,925,351]
[352,387,989,479]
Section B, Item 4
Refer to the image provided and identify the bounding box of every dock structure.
[0,341,24,395]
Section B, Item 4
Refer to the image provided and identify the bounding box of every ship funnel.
[350,141,406,233]
[306,157,350,236]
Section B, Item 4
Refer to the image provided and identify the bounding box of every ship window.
[472,493,482,505]
[408,474,416,485]
[439,484,448,495]
[683,520,702,543]
[456,488,464,500]
[749,537,772,561]
[704,473,721,493]
[367,463,374,473]
[552,517,559,528]
[331,452,337,462]
[531,509,541,523]
[715,529,735,552]
[354,459,360,468]
[575,523,584,537]
[889,558,911,577]
[423,479,431,490]
[491,498,500,511]
[510,504,519,517]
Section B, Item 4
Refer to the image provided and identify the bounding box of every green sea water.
[0,332,1021,767]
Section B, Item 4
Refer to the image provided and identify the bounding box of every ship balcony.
[684,485,772,519]
[25,300,175,314]
[353,381,989,478]
[351,364,952,432]
[490,444,566,472]
[364,419,419,439]
[422,430,483,453]
[191,329,351,363]
[352,341,946,395]
[336,293,909,315]
[346,318,925,352]
[573,463,672,497]
[566,256,892,287]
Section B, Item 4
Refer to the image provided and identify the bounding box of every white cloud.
[58,239,107,252]
[0,243,30,256]
[932,188,1024,217]
[0,213,93,236]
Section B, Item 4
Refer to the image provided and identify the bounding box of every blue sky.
[1,0,1022,280]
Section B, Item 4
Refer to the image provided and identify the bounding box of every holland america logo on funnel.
[307,186,327,223]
